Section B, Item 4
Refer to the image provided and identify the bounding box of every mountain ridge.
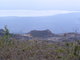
[0,12,80,33]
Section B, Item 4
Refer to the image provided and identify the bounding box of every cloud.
[0,10,77,17]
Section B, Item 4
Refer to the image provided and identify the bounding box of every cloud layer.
[0,10,77,17]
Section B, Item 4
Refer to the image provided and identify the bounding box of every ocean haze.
[0,12,80,34]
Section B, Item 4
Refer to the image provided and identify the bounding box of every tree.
[3,25,10,39]
[4,25,9,36]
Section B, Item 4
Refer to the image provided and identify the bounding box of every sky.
[0,0,80,16]
[0,0,80,10]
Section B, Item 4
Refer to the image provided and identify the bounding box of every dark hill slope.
[28,30,54,38]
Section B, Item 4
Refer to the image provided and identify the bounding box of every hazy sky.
[0,0,80,33]
[0,0,80,16]
[0,0,80,10]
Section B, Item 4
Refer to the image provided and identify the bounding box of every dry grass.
[0,38,80,60]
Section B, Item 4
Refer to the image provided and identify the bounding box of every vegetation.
[0,26,80,60]
[0,37,80,60]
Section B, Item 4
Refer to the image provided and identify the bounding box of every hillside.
[27,29,54,38]
[0,28,80,42]
[0,36,80,60]
[0,27,80,60]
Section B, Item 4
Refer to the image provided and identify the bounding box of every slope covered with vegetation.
[0,26,80,60]
[0,37,80,60]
